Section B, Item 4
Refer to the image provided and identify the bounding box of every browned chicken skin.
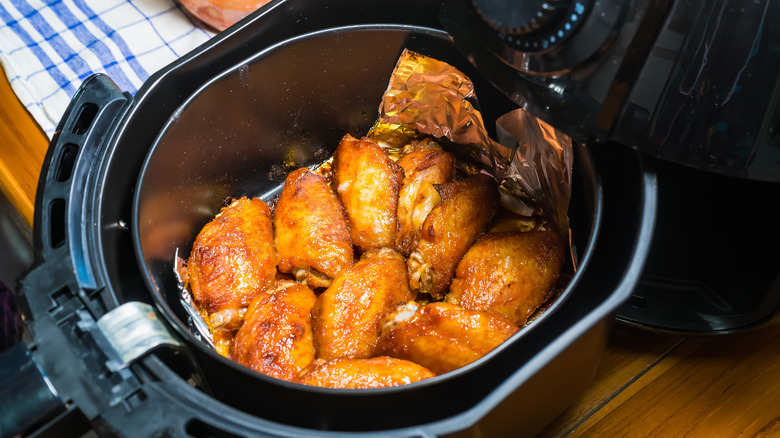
[187,197,277,333]
[332,134,404,252]
[273,168,353,288]
[376,302,518,375]
[445,230,566,326]
[407,174,499,298]
[230,281,317,382]
[394,139,456,256]
[312,248,415,360]
[297,357,435,389]
[189,131,566,387]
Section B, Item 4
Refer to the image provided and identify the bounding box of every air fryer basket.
[8,1,656,437]
[131,24,646,433]
[133,24,568,427]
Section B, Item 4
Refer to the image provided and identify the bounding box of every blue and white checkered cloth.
[0,0,216,138]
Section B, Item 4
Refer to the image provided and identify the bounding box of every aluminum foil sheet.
[369,49,573,235]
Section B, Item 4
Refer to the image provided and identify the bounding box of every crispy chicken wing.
[188,197,277,333]
[312,248,415,360]
[445,231,566,326]
[376,302,518,375]
[229,281,317,382]
[273,168,353,288]
[394,139,456,256]
[407,174,499,298]
[332,134,404,251]
[297,357,435,389]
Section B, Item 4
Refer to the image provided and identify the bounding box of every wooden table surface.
[2,67,779,438]
[0,66,48,229]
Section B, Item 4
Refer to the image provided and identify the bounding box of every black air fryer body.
[442,0,780,332]
[2,0,776,437]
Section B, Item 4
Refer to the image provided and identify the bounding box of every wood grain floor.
[538,317,780,437]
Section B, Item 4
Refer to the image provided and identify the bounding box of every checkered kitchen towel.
[0,0,216,138]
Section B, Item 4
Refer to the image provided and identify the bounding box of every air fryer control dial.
[473,0,571,35]
[471,0,591,53]
[441,0,624,73]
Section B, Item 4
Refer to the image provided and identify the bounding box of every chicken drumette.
[230,281,317,382]
[187,196,277,348]
[376,302,518,375]
[332,134,404,252]
[273,168,353,288]
[312,248,415,360]
[297,356,435,389]
[407,174,499,298]
[394,139,456,256]
[445,230,566,326]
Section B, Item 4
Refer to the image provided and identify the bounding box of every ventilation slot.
[49,198,66,248]
[70,102,98,135]
[55,143,79,182]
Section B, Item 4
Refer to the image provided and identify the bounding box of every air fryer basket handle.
[11,74,134,438]
[33,73,131,297]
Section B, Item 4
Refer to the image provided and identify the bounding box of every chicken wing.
[312,248,415,360]
[273,168,353,288]
[445,231,566,326]
[230,281,317,382]
[332,134,404,251]
[187,197,277,333]
[394,139,456,256]
[297,357,435,389]
[407,174,499,298]
[376,302,518,375]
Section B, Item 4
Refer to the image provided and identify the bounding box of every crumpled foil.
[369,49,573,235]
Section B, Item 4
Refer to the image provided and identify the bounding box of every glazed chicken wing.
[188,197,277,334]
[273,168,353,288]
[445,231,566,326]
[312,248,415,360]
[376,302,518,375]
[407,174,499,298]
[394,139,456,256]
[297,357,435,389]
[230,281,317,382]
[332,134,404,251]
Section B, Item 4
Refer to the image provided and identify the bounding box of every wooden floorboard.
[0,66,49,228]
[566,317,780,437]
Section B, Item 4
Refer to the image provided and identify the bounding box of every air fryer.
[440,0,780,333]
[3,0,774,437]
